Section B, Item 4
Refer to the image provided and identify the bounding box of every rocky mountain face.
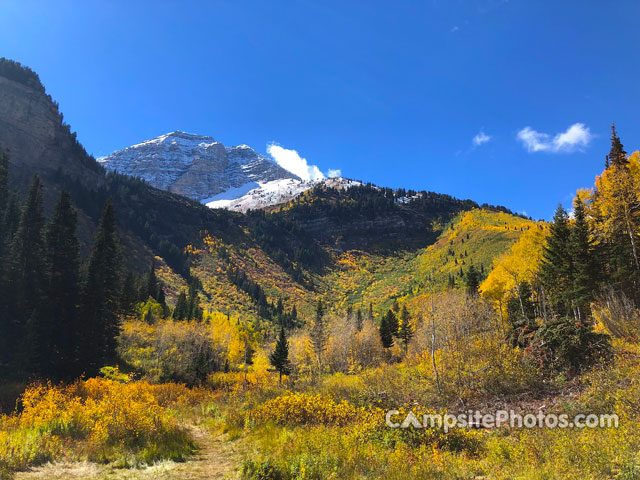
[98,132,300,203]
[0,75,104,190]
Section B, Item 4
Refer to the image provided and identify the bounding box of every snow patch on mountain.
[206,178,315,211]
[206,176,364,212]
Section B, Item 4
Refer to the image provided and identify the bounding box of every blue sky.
[1,0,639,219]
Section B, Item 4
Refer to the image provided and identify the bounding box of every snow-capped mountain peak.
[98,131,299,202]
[99,131,357,212]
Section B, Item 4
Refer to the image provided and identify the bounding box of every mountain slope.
[0,57,535,328]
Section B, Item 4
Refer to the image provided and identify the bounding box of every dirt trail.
[16,426,243,480]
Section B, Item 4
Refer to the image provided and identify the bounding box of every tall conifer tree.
[465,265,481,296]
[379,310,396,349]
[311,300,328,362]
[270,327,291,383]
[7,175,46,373]
[607,122,628,168]
[173,291,189,320]
[540,205,573,316]
[568,197,599,321]
[80,199,121,372]
[9,175,46,321]
[45,191,81,379]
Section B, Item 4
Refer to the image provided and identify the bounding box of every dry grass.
[15,427,244,480]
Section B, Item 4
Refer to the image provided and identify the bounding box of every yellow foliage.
[252,393,361,426]
[586,151,640,264]
[119,314,250,383]
[0,379,202,475]
[449,209,541,241]
[480,227,548,310]
[204,311,246,366]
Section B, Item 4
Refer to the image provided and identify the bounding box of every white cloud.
[517,123,592,153]
[267,143,339,181]
[327,169,342,178]
[472,131,491,146]
[451,26,460,32]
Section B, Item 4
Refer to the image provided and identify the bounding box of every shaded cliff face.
[98,131,299,202]
[0,76,103,189]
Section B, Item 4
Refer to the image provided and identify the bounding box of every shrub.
[252,393,360,427]
[533,318,612,374]
[0,379,202,476]
[242,458,285,480]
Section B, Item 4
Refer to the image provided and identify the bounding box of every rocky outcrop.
[0,76,103,189]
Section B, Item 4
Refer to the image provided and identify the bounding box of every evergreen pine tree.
[187,279,203,320]
[379,310,395,349]
[45,191,81,379]
[157,287,169,317]
[9,175,46,319]
[540,205,574,316]
[80,200,122,373]
[7,175,47,374]
[173,291,189,320]
[243,337,256,384]
[270,327,291,384]
[145,259,159,301]
[120,272,139,316]
[2,193,20,242]
[568,197,599,322]
[388,308,399,336]
[311,300,328,363]
[465,264,481,296]
[355,308,363,331]
[391,299,399,312]
[607,122,628,168]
